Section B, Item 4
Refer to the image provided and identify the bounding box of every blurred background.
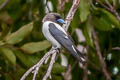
[0,0,120,80]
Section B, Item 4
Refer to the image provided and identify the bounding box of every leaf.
[4,22,33,44]
[1,23,10,38]
[99,8,120,29]
[82,20,94,47]
[14,50,39,67]
[20,40,51,54]
[92,8,120,31]
[79,0,90,22]
[0,41,5,46]
[114,0,119,9]
[71,10,80,32]
[92,15,113,31]
[0,47,16,66]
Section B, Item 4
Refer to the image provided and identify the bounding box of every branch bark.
[43,52,57,80]
[82,46,89,80]
[90,16,112,80]
[20,49,57,80]
[63,65,72,80]
[63,0,80,31]
[0,0,10,10]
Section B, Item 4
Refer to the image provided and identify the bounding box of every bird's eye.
[57,19,65,24]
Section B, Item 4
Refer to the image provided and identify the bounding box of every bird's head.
[42,13,65,24]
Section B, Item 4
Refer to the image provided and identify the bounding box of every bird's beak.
[57,19,66,24]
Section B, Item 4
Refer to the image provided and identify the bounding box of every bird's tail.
[75,48,86,63]
[70,46,86,63]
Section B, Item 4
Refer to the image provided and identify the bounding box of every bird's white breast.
[42,21,64,48]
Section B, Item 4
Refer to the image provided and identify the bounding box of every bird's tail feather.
[70,46,86,63]
[75,48,86,63]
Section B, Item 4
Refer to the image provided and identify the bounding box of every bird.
[42,13,85,63]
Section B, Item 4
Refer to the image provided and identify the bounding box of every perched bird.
[42,13,85,63]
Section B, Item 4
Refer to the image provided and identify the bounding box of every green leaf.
[92,8,120,31]
[114,0,119,9]
[0,41,5,46]
[92,15,113,31]
[20,40,51,54]
[14,50,39,67]
[4,22,33,44]
[1,23,10,38]
[79,0,90,22]
[0,47,16,66]
[99,8,120,29]
[82,20,94,47]
[71,10,80,32]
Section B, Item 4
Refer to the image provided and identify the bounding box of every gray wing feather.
[49,23,85,62]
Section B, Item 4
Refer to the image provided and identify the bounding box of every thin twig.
[0,0,10,10]
[43,52,57,80]
[20,49,56,80]
[63,65,71,80]
[32,50,56,80]
[42,0,51,14]
[90,15,112,80]
[45,0,51,13]
[104,0,120,21]
[112,47,120,50]
[63,0,80,31]
[104,0,113,9]
[95,0,111,11]
[83,46,89,80]
[112,0,116,8]
[95,0,120,21]
[58,0,65,11]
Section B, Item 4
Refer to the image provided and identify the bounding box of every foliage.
[0,0,120,80]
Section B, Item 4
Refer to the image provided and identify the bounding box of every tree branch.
[83,46,89,80]
[63,65,72,80]
[43,52,57,80]
[20,49,57,80]
[112,47,120,50]
[20,0,81,80]
[0,0,10,10]
[63,0,80,31]
[104,0,120,21]
[90,16,112,80]
[95,0,120,21]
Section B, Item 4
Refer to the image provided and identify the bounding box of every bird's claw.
[52,46,60,53]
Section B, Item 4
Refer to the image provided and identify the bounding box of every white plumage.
[42,21,67,48]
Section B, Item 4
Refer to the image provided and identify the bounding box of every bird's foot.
[52,46,60,53]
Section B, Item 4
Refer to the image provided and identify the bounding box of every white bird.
[42,13,85,63]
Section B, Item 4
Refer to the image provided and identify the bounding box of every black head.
[42,13,65,24]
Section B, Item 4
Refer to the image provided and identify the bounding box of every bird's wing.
[49,23,85,62]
